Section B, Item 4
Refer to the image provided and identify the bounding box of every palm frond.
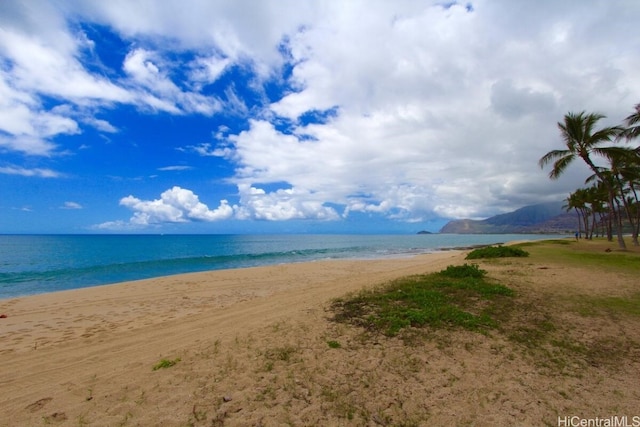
[591,126,624,145]
[591,146,633,162]
[624,103,640,126]
[538,149,570,168]
[549,153,576,180]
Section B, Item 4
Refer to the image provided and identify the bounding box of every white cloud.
[188,55,231,89]
[92,220,141,231]
[84,117,118,133]
[61,201,83,209]
[0,72,79,155]
[205,0,640,220]
[122,48,223,115]
[0,26,133,103]
[0,165,62,178]
[235,184,340,221]
[0,2,226,158]
[180,142,234,158]
[158,166,193,171]
[0,135,59,157]
[119,186,234,225]
[67,0,314,68]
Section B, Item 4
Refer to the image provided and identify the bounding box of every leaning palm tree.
[539,111,627,249]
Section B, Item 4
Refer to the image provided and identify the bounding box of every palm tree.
[539,111,627,249]
[609,148,640,245]
[621,103,640,141]
[585,184,608,239]
[564,189,590,239]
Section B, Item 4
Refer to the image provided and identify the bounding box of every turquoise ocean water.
[0,234,562,299]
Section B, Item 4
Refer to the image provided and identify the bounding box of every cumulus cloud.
[235,184,340,221]
[203,0,640,220]
[115,184,341,226]
[119,186,234,225]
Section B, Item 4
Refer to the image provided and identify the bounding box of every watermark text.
[558,416,640,427]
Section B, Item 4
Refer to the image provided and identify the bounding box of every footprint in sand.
[44,412,67,422]
[25,397,52,412]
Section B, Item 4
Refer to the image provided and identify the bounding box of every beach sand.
[0,245,638,426]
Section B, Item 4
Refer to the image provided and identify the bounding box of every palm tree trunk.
[582,154,626,249]
[611,193,627,249]
[582,208,590,239]
[590,212,597,239]
[628,184,640,246]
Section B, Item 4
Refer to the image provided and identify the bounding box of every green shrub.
[439,263,486,278]
[465,245,529,259]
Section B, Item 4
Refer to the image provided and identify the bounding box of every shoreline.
[0,234,564,301]
[0,250,467,354]
[0,249,457,302]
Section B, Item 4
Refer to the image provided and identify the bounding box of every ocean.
[0,234,562,299]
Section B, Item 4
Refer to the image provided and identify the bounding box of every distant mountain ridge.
[439,202,577,234]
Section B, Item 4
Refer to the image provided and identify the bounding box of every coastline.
[0,233,564,300]
[0,252,465,354]
[1,241,637,426]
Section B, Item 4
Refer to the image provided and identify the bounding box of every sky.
[1,0,639,234]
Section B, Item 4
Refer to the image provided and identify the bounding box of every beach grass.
[514,238,640,273]
[472,238,640,372]
[331,238,640,375]
[331,263,515,337]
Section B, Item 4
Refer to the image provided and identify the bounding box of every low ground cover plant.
[152,357,181,371]
[331,264,514,336]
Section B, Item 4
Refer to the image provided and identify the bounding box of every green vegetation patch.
[152,357,181,371]
[331,264,514,336]
[517,239,640,274]
[573,293,640,318]
[465,245,529,260]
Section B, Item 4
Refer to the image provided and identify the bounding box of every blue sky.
[1,0,639,234]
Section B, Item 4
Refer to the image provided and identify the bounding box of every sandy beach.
[1,243,639,426]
